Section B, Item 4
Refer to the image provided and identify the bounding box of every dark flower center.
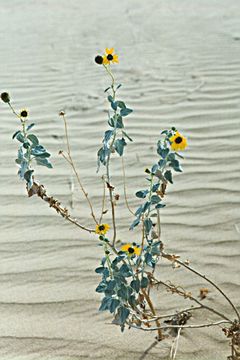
[99,225,105,231]
[20,110,28,117]
[175,136,183,144]
[128,247,135,254]
[107,54,113,61]
[95,55,103,65]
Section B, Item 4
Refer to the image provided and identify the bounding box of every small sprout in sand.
[169,131,188,151]
[95,223,110,235]
[121,242,141,256]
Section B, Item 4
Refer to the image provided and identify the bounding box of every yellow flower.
[96,223,110,235]
[103,48,119,65]
[121,243,141,256]
[20,109,28,118]
[169,131,187,151]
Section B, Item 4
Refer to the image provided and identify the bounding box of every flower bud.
[1,92,10,103]
[95,55,103,65]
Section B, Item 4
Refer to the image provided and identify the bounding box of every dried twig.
[28,182,95,233]
[162,251,240,322]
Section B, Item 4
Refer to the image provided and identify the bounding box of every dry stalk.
[28,181,95,233]
[162,251,240,322]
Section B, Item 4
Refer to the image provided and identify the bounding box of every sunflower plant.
[1,48,240,359]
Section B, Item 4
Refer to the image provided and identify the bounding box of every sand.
[0,0,240,359]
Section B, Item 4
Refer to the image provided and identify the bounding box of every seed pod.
[1,92,10,103]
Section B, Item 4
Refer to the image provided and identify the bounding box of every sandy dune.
[0,0,240,359]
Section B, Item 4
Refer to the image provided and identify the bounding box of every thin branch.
[144,306,203,322]
[154,278,233,323]
[162,251,240,322]
[99,175,106,224]
[170,328,182,360]
[121,156,135,216]
[28,182,95,233]
[61,114,98,225]
[128,320,231,332]
[141,288,164,341]
[157,209,161,241]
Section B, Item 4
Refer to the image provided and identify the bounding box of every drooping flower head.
[169,131,187,151]
[121,243,141,257]
[96,223,110,235]
[103,48,119,65]
[95,55,103,65]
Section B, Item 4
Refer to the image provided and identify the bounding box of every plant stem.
[121,156,135,216]
[162,251,240,322]
[141,288,164,341]
[128,319,231,332]
[154,278,233,323]
[28,182,95,233]
[61,114,98,225]
[103,65,118,245]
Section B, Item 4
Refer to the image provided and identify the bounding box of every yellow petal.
[105,47,114,54]
[134,247,141,256]
[121,243,132,252]
[112,54,119,63]
[103,55,109,65]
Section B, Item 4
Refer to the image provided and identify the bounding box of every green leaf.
[116,101,126,109]
[119,264,132,277]
[95,266,106,274]
[117,284,128,300]
[108,95,114,103]
[158,159,166,168]
[120,108,133,117]
[128,295,137,307]
[135,190,148,198]
[27,123,35,131]
[35,157,53,168]
[135,205,143,216]
[96,281,107,293]
[130,278,140,293]
[114,138,127,156]
[150,195,161,204]
[144,218,152,234]
[114,114,124,128]
[16,132,25,143]
[170,159,182,172]
[12,130,21,140]
[99,297,111,311]
[164,170,173,184]
[103,130,113,144]
[109,299,120,313]
[118,306,130,324]
[111,101,118,111]
[24,169,34,182]
[141,277,149,288]
[157,146,169,159]
[152,183,160,192]
[155,203,166,209]
[145,252,153,267]
[27,134,39,146]
[142,201,151,212]
[129,218,140,230]
[122,130,133,142]
[108,118,115,127]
